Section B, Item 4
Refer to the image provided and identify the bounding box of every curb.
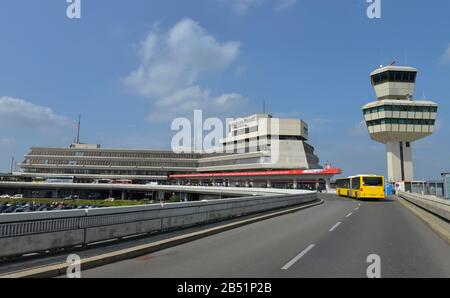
[0,199,324,278]
[398,197,450,245]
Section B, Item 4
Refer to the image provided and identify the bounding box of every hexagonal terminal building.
[362,65,438,183]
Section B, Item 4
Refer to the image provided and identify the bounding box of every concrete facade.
[13,114,331,189]
[386,141,413,182]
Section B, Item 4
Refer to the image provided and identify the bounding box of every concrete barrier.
[398,191,450,221]
[0,189,316,259]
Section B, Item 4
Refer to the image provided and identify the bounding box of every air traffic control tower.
[362,65,438,183]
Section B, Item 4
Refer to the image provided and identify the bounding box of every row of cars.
[0,201,106,214]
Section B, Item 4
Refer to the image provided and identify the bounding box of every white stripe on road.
[354,207,359,211]
[346,212,353,218]
[329,222,341,232]
[281,244,315,270]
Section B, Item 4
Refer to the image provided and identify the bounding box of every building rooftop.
[362,99,438,109]
[370,65,418,76]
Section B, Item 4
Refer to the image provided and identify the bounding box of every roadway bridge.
[0,187,317,261]
[0,191,449,278]
[76,193,450,278]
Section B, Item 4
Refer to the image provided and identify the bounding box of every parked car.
[0,204,11,213]
[12,194,24,199]
[4,206,17,213]
[37,204,49,212]
[0,194,10,199]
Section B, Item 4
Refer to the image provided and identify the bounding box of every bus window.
[351,177,361,189]
[363,177,383,186]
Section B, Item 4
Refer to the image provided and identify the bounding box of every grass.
[0,198,149,207]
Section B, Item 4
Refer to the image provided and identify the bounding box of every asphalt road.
[81,194,450,278]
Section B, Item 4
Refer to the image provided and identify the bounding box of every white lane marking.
[346,212,353,218]
[281,244,315,270]
[358,204,361,206]
[329,222,341,232]
[354,207,359,211]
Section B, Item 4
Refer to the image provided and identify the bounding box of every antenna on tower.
[10,156,14,174]
[76,114,81,144]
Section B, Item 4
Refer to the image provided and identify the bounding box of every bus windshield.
[363,177,383,186]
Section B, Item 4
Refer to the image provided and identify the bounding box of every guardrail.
[0,190,317,259]
[398,191,450,221]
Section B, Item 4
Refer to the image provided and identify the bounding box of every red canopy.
[170,168,342,179]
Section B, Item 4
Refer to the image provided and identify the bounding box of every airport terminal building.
[1,114,341,199]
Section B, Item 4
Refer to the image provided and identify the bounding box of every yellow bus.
[336,175,385,200]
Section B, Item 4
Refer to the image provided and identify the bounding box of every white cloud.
[125,18,248,123]
[0,96,71,130]
[440,43,450,64]
[214,93,248,107]
[147,86,248,123]
[221,0,297,14]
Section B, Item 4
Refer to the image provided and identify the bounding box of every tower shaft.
[386,141,413,182]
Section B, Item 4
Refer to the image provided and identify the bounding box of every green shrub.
[167,195,180,203]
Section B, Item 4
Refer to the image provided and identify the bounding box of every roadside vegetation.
[167,195,181,203]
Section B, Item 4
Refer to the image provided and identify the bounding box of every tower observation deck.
[362,65,438,183]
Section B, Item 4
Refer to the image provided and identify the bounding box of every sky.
[0,0,449,180]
